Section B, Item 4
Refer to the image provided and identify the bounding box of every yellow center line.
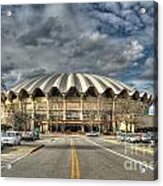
[70,139,80,179]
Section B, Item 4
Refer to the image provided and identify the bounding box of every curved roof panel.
[10,73,140,97]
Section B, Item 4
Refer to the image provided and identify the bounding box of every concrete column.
[97,95,101,120]
[97,125,100,133]
[131,124,135,133]
[112,96,117,132]
[62,94,66,120]
[46,94,50,120]
[81,125,85,133]
[30,95,35,131]
[128,123,131,132]
[61,124,65,133]
[18,99,22,111]
[101,124,104,133]
[80,94,84,120]
[43,123,49,133]
[45,94,50,133]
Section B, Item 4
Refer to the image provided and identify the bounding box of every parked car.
[22,131,39,141]
[1,131,21,146]
[116,132,122,141]
[148,132,158,143]
[141,133,151,143]
[117,133,128,142]
[127,133,141,143]
[86,131,100,137]
[150,139,156,148]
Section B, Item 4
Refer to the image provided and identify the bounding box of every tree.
[11,111,30,131]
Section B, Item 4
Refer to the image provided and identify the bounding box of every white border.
[0,0,162,186]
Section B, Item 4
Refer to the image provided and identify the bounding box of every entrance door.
[51,124,62,132]
[65,125,81,132]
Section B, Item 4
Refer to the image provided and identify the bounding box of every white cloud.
[123,40,144,61]
[80,31,107,41]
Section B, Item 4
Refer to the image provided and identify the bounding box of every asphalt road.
[1,136,157,180]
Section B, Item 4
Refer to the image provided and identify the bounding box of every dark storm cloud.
[140,57,157,81]
[23,67,47,79]
[77,2,153,38]
[1,2,157,92]
[1,61,16,74]
[18,17,64,46]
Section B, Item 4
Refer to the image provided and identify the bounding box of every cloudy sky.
[1,1,157,94]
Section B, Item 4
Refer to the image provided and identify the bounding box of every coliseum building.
[1,73,153,133]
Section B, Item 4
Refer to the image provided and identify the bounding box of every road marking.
[103,138,121,145]
[85,138,154,171]
[1,151,34,170]
[130,145,154,155]
[70,139,80,179]
[1,138,61,170]
[103,138,154,155]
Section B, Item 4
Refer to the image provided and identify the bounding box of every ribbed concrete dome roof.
[11,73,137,96]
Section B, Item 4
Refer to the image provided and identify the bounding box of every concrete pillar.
[112,96,117,132]
[46,94,50,120]
[61,124,65,133]
[43,123,49,133]
[97,95,101,120]
[40,123,44,133]
[18,99,25,130]
[128,123,131,132]
[80,94,84,120]
[98,125,101,133]
[30,95,35,131]
[102,124,105,133]
[131,124,135,133]
[18,99,22,111]
[46,94,50,132]
[81,125,85,133]
[62,94,66,120]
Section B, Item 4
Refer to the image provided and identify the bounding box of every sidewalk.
[1,144,43,169]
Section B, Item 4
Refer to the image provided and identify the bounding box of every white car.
[1,131,21,145]
[127,134,141,143]
[117,133,128,142]
[22,131,37,141]
[86,132,100,137]
[141,133,151,143]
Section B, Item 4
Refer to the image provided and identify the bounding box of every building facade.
[1,73,153,133]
